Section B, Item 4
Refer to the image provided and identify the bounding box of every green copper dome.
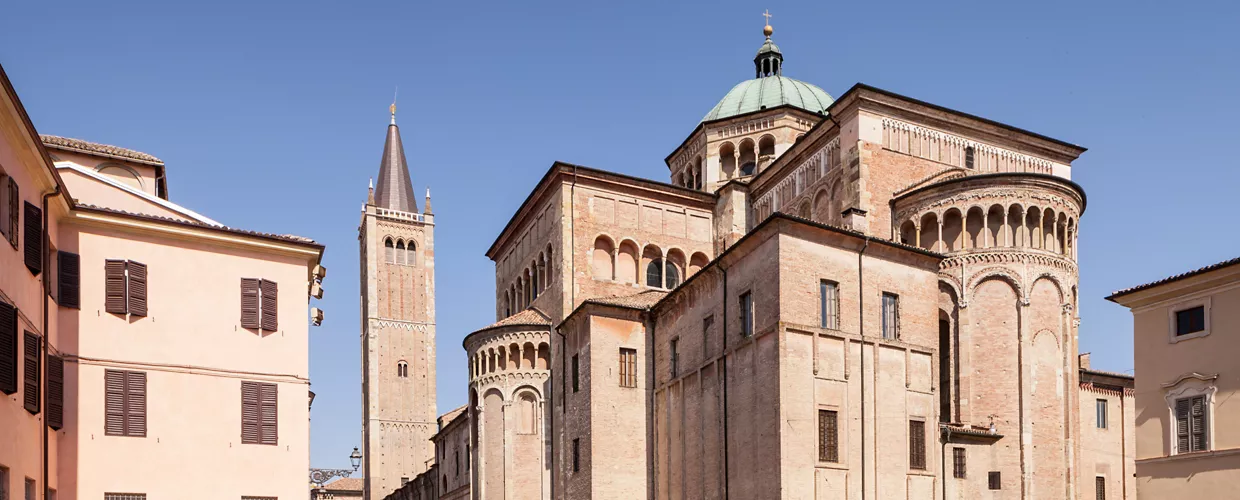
[702,76,833,122]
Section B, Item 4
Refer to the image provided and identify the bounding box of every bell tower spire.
[373,101,418,213]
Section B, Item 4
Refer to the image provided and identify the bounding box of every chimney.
[841,207,869,234]
[1079,352,1091,370]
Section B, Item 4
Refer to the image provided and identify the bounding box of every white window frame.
[1167,297,1210,343]
[1164,377,1217,456]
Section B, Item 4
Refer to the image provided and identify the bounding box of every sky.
[3,0,1238,470]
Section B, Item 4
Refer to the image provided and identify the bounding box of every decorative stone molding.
[370,319,433,332]
[717,117,777,139]
[941,249,1078,276]
[894,188,1080,225]
[965,266,1027,303]
[754,135,840,217]
[881,117,1055,175]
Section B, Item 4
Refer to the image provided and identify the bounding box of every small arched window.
[665,261,681,289]
[397,360,408,378]
[384,238,395,264]
[406,240,417,266]
[965,146,976,169]
[646,259,664,288]
[395,240,406,265]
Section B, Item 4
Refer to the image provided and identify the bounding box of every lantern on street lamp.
[310,447,363,487]
[350,447,362,471]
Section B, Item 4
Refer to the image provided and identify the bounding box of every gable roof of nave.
[485,161,715,259]
[748,83,1088,201]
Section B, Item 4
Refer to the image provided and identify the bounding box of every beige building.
[366,21,1135,500]
[0,62,325,500]
[1108,256,1240,498]
[360,105,439,499]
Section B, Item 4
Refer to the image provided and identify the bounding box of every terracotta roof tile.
[41,135,163,165]
[482,307,551,330]
[1107,256,1240,300]
[76,203,319,246]
[323,477,363,491]
[585,290,668,310]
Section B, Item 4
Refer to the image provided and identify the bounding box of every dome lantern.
[755,11,783,78]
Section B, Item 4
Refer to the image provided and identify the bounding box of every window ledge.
[815,462,849,471]
[1137,447,1240,465]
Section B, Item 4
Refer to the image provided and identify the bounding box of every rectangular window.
[619,348,637,388]
[0,173,10,243]
[1095,476,1106,500]
[952,447,966,478]
[23,202,41,277]
[0,301,17,395]
[402,477,410,485]
[3,175,16,249]
[241,381,278,445]
[455,447,460,476]
[820,280,839,329]
[57,251,80,309]
[1175,395,1208,453]
[572,438,580,472]
[882,293,900,340]
[466,444,471,471]
[669,338,679,378]
[105,260,147,317]
[740,292,754,337]
[571,354,580,392]
[1096,399,1108,429]
[988,471,1001,490]
[22,332,38,415]
[240,278,277,331]
[909,420,926,469]
[104,495,146,500]
[1175,306,1205,336]
[702,315,714,359]
[104,370,147,437]
[0,466,7,500]
[818,409,838,463]
[23,479,33,500]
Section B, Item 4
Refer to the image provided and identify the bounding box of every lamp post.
[310,447,362,487]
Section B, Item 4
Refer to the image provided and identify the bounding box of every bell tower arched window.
[384,238,395,264]
[397,360,408,378]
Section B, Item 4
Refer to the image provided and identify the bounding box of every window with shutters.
[1096,399,1108,429]
[619,348,637,388]
[882,293,900,340]
[818,409,838,463]
[820,280,839,330]
[22,332,38,415]
[241,381,278,445]
[2,176,16,249]
[240,278,278,331]
[57,251,80,309]
[740,291,754,337]
[952,447,966,478]
[908,420,926,469]
[105,260,147,316]
[0,301,16,395]
[104,494,146,500]
[1095,476,1106,500]
[571,354,579,392]
[23,202,41,276]
[669,338,679,378]
[104,370,146,437]
[0,173,13,245]
[988,471,1001,490]
[47,356,64,430]
[1175,395,1209,454]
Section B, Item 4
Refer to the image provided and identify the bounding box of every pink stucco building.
[0,62,325,500]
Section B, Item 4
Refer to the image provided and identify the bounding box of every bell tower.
[359,103,437,499]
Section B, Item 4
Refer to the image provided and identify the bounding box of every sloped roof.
[374,122,417,213]
[57,160,218,225]
[76,203,319,246]
[323,477,363,491]
[484,307,551,329]
[41,134,163,165]
[584,290,668,309]
[1107,256,1240,300]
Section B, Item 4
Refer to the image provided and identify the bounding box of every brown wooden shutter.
[23,202,42,276]
[47,355,64,430]
[241,381,260,443]
[23,331,39,414]
[105,260,129,314]
[126,371,146,437]
[127,261,147,317]
[0,300,16,395]
[6,177,17,248]
[240,279,260,329]
[259,279,278,331]
[259,382,278,445]
[104,370,126,436]
[1176,398,1190,453]
[909,420,926,469]
[58,251,81,309]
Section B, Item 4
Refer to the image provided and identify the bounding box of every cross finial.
[390,86,398,124]
[762,10,773,37]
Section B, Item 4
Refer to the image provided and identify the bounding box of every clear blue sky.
[4,0,1238,470]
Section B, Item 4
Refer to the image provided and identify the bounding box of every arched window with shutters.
[384,238,395,264]
[406,240,417,266]
[395,240,406,265]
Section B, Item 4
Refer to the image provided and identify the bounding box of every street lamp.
[310,447,362,487]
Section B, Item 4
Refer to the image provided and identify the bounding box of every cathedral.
[363,21,1135,500]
